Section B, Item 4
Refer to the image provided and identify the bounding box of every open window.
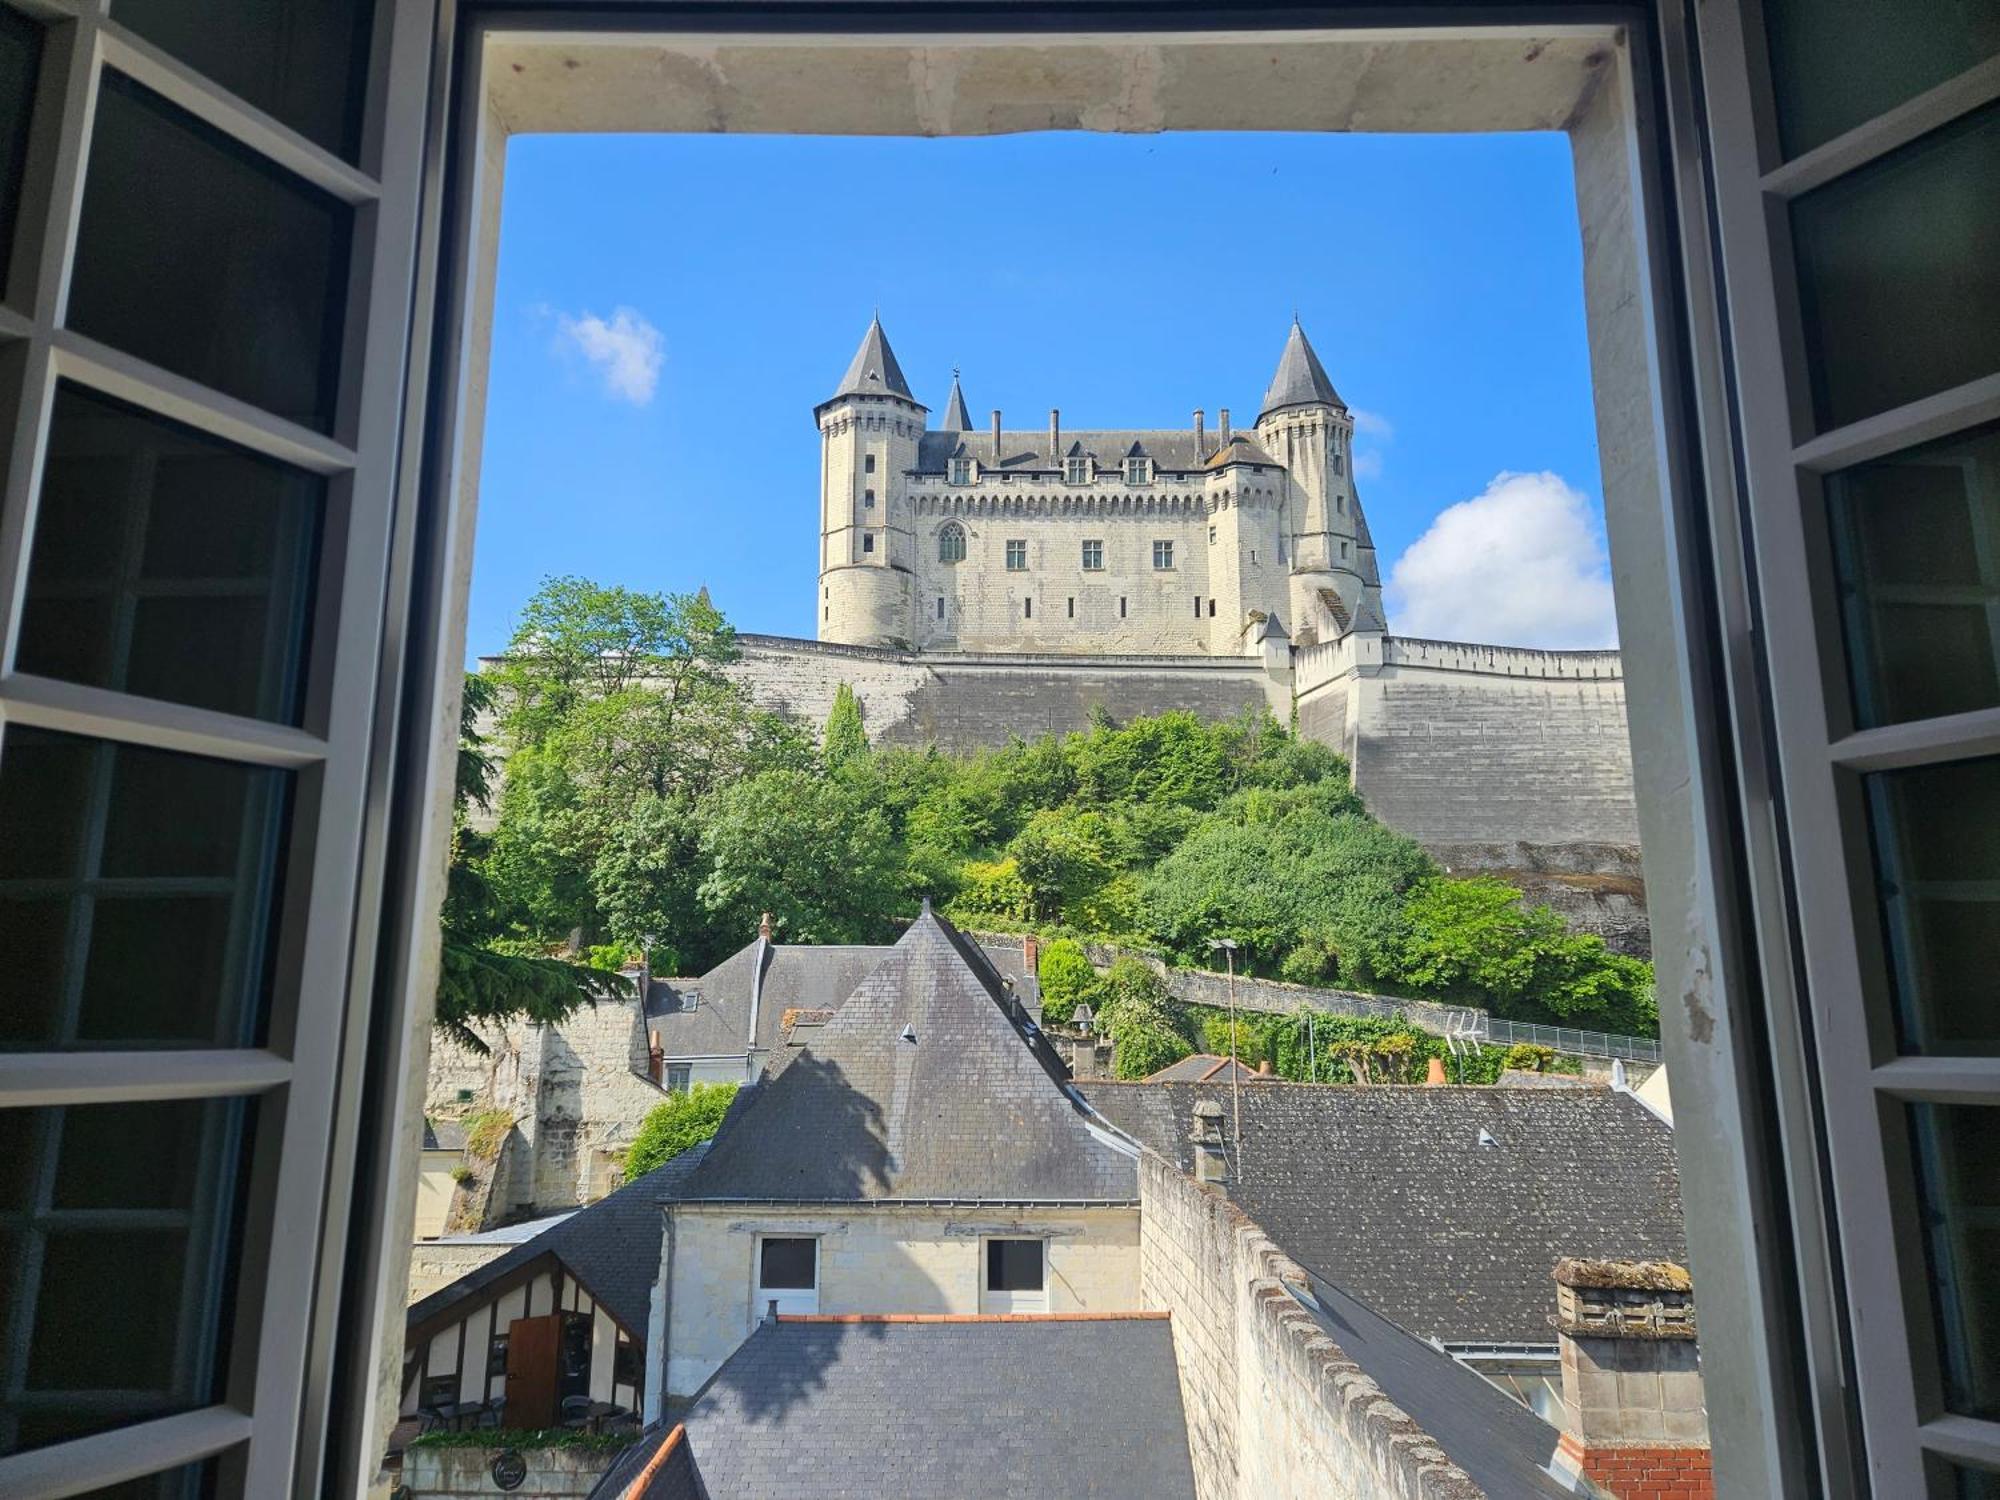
[982,1239,1047,1314]
[756,1236,820,1320]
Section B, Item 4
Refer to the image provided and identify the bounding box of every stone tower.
[816,317,924,647]
[1255,321,1383,646]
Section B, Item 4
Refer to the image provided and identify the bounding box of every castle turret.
[816,317,924,646]
[1255,320,1382,646]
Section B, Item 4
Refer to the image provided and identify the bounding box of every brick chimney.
[758,911,773,941]
[1023,933,1040,972]
[1426,1056,1447,1086]
[1550,1259,1711,1500]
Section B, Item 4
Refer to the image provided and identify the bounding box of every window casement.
[937,596,945,620]
[666,1063,692,1093]
[755,1236,819,1320]
[1065,455,1090,484]
[1208,598,1217,617]
[864,488,875,507]
[938,522,967,563]
[1082,539,1104,571]
[1067,597,1075,618]
[949,456,973,484]
[982,1239,1048,1314]
[1194,595,1203,619]
[1333,451,1343,476]
[1125,456,1150,484]
[862,533,874,553]
[1006,539,1028,571]
[1153,540,1174,570]
[1119,597,1128,619]
[1024,597,1032,620]
[865,453,876,473]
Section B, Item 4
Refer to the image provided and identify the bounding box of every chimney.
[1191,1098,1230,1187]
[1219,407,1232,443]
[758,911,773,941]
[1049,408,1060,462]
[1257,1059,1272,1077]
[992,408,1003,460]
[765,1298,782,1324]
[1193,408,1206,457]
[1426,1056,1447,1086]
[1070,1036,1097,1080]
[1550,1260,1711,1500]
[648,1028,663,1085]
[1023,933,1041,972]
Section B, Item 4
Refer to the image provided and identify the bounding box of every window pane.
[986,1239,1044,1292]
[67,72,352,432]
[1908,1103,2000,1421]
[1864,756,2000,1055]
[1762,0,2000,160]
[18,384,324,724]
[77,1461,218,1499]
[0,5,41,298]
[1791,104,2000,433]
[0,1100,252,1459]
[110,0,375,162]
[1827,420,2000,729]
[758,1237,815,1290]
[0,728,292,1050]
[1943,1459,2000,1500]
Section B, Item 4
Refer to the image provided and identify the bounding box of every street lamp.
[1208,937,1242,1155]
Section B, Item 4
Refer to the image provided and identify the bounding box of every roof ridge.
[776,1311,1171,1324]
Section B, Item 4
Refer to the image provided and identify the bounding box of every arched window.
[938,522,967,563]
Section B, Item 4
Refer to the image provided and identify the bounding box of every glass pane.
[17,384,324,724]
[66,72,352,433]
[78,1462,217,1500]
[0,1100,252,1459]
[110,0,375,162]
[1763,0,2000,159]
[758,1238,815,1290]
[0,727,292,1049]
[0,5,41,299]
[1908,1104,2000,1421]
[1828,420,2000,729]
[1791,104,2000,433]
[1944,1459,2000,1500]
[986,1239,1044,1292]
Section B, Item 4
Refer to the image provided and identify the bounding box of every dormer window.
[1065,456,1089,484]
[949,457,974,484]
[1125,456,1150,484]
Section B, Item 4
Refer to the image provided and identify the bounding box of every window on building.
[1067,597,1075,618]
[1208,598,1217,617]
[1209,525,1217,544]
[938,522,966,563]
[756,1236,819,1318]
[937,596,945,620]
[1024,598,1032,619]
[1125,456,1149,484]
[665,1063,691,1093]
[1082,539,1103,571]
[1065,455,1089,484]
[1119,597,1128,618]
[1153,540,1174,570]
[864,453,876,473]
[1337,493,1345,514]
[949,457,972,484]
[1341,540,1349,558]
[612,1339,642,1389]
[1006,539,1028,571]
[864,488,875,507]
[982,1238,1048,1313]
[862,533,874,553]
[1251,550,1258,564]
[1194,595,1202,619]
[1333,451,1343,476]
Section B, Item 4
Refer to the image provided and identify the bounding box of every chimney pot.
[1426,1056,1447,1086]
[1024,934,1041,971]
[1258,1059,1272,1076]
[758,911,774,941]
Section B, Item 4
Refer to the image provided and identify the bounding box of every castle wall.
[729,633,1287,748]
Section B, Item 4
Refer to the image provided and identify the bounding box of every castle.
[817,315,1380,656]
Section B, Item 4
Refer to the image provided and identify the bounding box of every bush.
[463,1109,514,1159]
[1090,958,1197,1080]
[449,1165,475,1186]
[625,1083,737,1181]
[406,1428,638,1453]
[1037,938,1097,1025]
[1201,1016,1263,1067]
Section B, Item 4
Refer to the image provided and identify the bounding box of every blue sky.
[471,129,1613,660]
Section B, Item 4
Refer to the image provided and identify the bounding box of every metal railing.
[1472,1015,1663,1065]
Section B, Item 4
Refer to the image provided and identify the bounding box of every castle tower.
[1255,321,1383,646]
[816,317,924,647]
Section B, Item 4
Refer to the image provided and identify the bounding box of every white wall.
[413,1151,460,1240]
[663,1203,1142,1397]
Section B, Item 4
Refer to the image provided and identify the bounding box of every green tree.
[435,674,629,1053]
[1089,958,1198,1080]
[1036,938,1097,1024]
[823,682,867,768]
[697,768,904,943]
[1007,808,1120,923]
[624,1083,738,1180]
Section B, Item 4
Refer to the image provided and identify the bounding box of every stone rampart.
[1137,1152,1483,1499]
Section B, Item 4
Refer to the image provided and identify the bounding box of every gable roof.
[599,1315,1195,1499]
[1143,1053,1265,1083]
[826,316,917,405]
[647,942,895,1060]
[407,1142,712,1344]
[681,908,1136,1203]
[1080,1081,1683,1344]
[1259,319,1346,419]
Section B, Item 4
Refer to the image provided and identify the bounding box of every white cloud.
[1385,471,1618,648]
[554,307,664,405]
[1351,409,1394,440]
[1350,408,1392,481]
[1352,450,1385,480]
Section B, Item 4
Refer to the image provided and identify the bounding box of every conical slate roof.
[683,905,1137,1203]
[940,373,973,431]
[1259,320,1345,419]
[829,316,916,403]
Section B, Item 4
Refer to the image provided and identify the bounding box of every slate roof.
[1143,1053,1265,1084]
[647,943,895,1060]
[681,907,1137,1203]
[939,374,973,431]
[1259,320,1346,418]
[407,1142,711,1343]
[1295,1272,1570,1497]
[1080,1082,1684,1344]
[825,316,918,405]
[421,1118,466,1152]
[915,428,1281,476]
[599,1315,1195,1499]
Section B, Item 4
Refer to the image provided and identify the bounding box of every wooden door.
[504,1313,562,1429]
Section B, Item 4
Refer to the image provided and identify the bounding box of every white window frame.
[949,456,973,484]
[1125,455,1149,484]
[1005,538,1028,571]
[1153,539,1174,570]
[1065,455,1089,484]
[980,1237,1048,1314]
[753,1235,820,1322]
[1081,538,1103,571]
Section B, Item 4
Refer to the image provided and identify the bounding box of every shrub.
[1036,938,1097,1025]
[625,1083,737,1181]
[449,1165,475,1186]
[406,1428,637,1453]
[463,1109,514,1160]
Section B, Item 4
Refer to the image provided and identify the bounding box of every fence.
[1473,1015,1663,1065]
